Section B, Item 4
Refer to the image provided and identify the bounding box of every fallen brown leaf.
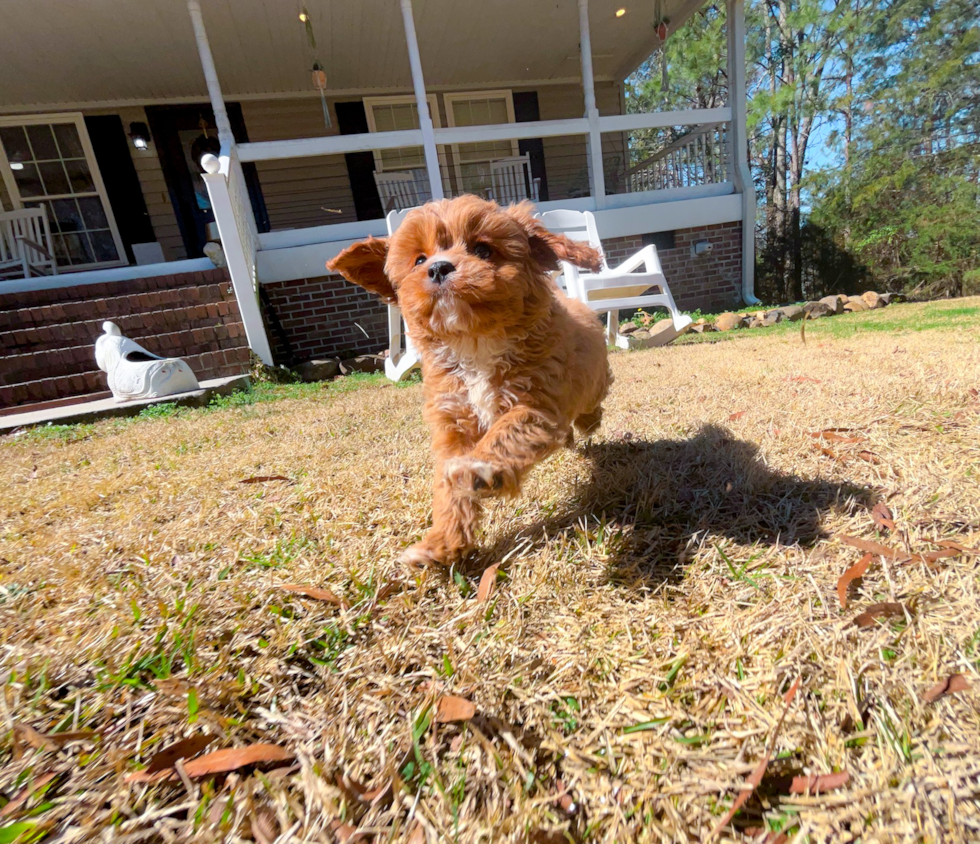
[711,678,800,838]
[250,805,279,844]
[937,540,980,556]
[837,553,873,610]
[839,535,910,560]
[853,602,906,628]
[789,771,850,794]
[239,475,293,484]
[476,564,500,603]
[0,772,56,818]
[329,818,357,843]
[812,430,867,443]
[817,446,839,459]
[13,724,96,753]
[435,695,477,723]
[407,821,426,844]
[128,743,293,782]
[923,674,971,703]
[143,734,215,775]
[728,411,747,421]
[554,778,576,814]
[280,584,348,608]
[872,502,895,532]
[857,450,881,464]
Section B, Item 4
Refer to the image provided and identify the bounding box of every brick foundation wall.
[262,274,388,365]
[602,221,743,313]
[0,268,250,410]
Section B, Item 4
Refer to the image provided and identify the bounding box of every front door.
[145,104,269,259]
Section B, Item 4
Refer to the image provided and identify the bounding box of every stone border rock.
[625,291,904,348]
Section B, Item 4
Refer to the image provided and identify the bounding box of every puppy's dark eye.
[414,255,426,267]
[473,243,492,260]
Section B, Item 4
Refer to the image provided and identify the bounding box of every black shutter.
[84,115,155,263]
[513,92,548,202]
[336,101,384,221]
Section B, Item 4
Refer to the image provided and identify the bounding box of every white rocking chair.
[0,206,58,280]
[374,169,430,214]
[535,209,692,349]
[488,154,541,205]
[383,207,422,382]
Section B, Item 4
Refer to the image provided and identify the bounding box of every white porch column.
[726,0,759,304]
[399,0,444,201]
[578,0,607,208]
[187,0,234,148]
[188,0,274,365]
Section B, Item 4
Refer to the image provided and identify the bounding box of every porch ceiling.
[0,0,705,110]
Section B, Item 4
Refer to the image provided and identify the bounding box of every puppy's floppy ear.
[505,202,604,273]
[326,237,396,303]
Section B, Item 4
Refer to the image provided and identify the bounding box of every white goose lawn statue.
[95,322,199,403]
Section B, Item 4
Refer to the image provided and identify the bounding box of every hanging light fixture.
[301,7,332,128]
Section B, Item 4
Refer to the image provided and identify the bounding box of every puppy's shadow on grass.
[481,424,873,589]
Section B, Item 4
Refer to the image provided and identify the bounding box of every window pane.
[458,140,513,162]
[452,98,508,127]
[27,124,59,160]
[379,146,425,170]
[0,126,31,163]
[38,161,71,196]
[13,163,44,197]
[65,159,95,193]
[50,198,84,233]
[60,232,95,265]
[53,123,84,158]
[78,196,109,229]
[89,230,119,263]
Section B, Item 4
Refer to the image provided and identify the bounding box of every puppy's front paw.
[444,457,503,494]
[398,541,447,569]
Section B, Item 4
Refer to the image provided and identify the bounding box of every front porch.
[0,0,756,399]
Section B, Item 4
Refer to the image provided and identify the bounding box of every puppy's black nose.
[427,260,455,284]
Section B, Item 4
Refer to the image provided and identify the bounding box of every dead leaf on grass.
[128,743,293,782]
[838,553,873,610]
[13,724,96,753]
[239,475,293,484]
[789,771,850,794]
[0,772,57,818]
[816,446,839,460]
[335,772,391,805]
[811,430,867,443]
[937,540,980,556]
[554,778,577,815]
[250,805,279,844]
[143,734,215,775]
[857,450,881,464]
[839,535,910,560]
[329,818,358,842]
[477,564,500,603]
[728,411,747,421]
[280,584,348,608]
[407,821,426,844]
[711,678,800,838]
[923,674,971,703]
[787,376,821,384]
[435,695,476,723]
[872,503,895,532]
[852,602,906,628]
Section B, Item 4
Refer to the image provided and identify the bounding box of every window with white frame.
[363,95,440,173]
[444,90,519,195]
[0,113,126,270]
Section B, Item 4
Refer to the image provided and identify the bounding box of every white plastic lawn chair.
[374,170,430,214]
[384,208,421,381]
[488,154,541,204]
[535,208,692,349]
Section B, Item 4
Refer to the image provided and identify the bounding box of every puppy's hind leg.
[573,405,603,437]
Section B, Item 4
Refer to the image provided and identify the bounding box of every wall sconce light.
[128,122,151,150]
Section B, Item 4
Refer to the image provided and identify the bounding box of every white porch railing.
[187,0,756,361]
[625,123,729,193]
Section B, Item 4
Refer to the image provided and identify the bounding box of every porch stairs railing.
[625,123,728,193]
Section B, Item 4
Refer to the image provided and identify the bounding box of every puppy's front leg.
[398,401,482,568]
[444,407,565,498]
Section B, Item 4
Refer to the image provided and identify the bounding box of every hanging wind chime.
[652,0,671,105]
[301,6,332,129]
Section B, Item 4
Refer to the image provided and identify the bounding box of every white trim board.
[1,258,214,294]
[257,194,744,284]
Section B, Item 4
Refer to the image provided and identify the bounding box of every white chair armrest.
[608,244,662,276]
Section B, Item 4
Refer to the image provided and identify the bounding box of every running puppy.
[327,196,613,567]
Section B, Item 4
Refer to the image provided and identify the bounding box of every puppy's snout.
[427,260,455,284]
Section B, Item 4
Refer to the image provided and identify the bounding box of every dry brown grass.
[1,298,979,843]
